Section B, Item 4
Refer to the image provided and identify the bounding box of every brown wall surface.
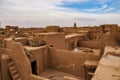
[11,42,32,80]
[44,26,60,32]
[90,32,100,39]
[15,37,27,45]
[65,36,85,50]
[49,48,100,78]
[35,33,66,49]
[1,60,11,80]
[27,46,49,75]
[0,49,12,80]
[80,39,101,48]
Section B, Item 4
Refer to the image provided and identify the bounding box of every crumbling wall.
[49,48,100,78]
[100,24,119,47]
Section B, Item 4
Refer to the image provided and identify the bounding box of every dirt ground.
[40,69,84,80]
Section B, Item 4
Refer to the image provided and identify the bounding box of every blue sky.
[58,0,120,13]
[0,0,120,27]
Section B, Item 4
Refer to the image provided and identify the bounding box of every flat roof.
[104,46,120,56]
[35,32,63,36]
[2,54,10,60]
[15,37,26,40]
[40,69,83,80]
[65,34,84,39]
[24,45,47,51]
[92,46,120,80]
[77,31,89,33]
[4,38,13,41]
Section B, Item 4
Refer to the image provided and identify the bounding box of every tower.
[74,22,77,28]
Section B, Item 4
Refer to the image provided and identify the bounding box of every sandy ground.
[40,69,84,80]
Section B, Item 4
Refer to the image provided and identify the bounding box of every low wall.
[49,48,100,78]
[80,39,101,48]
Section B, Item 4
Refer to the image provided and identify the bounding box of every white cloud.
[0,0,120,27]
[84,4,108,12]
[96,0,111,4]
[104,7,115,12]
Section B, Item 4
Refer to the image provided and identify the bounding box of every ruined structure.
[0,24,120,80]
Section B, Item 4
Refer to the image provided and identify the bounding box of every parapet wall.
[48,48,100,78]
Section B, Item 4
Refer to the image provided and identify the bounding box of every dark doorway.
[103,26,105,33]
[77,40,81,47]
[31,61,37,75]
[50,45,53,47]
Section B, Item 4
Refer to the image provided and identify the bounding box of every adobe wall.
[47,34,66,49]
[19,28,45,33]
[80,39,101,49]
[5,25,18,36]
[1,48,13,80]
[44,26,60,32]
[14,33,27,37]
[0,59,11,80]
[63,27,90,35]
[14,37,27,45]
[3,38,12,49]
[49,48,100,78]
[1,42,49,80]
[35,33,66,49]
[25,46,49,75]
[11,42,32,80]
[65,36,85,50]
[63,28,77,35]
[89,31,100,39]
[0,39,4,48]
